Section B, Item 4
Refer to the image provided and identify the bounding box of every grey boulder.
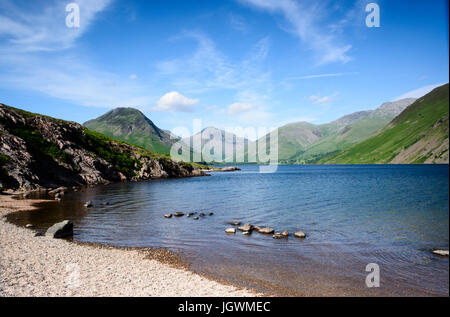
[45,220,73,239]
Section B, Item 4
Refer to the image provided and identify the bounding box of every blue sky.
[0,0,448,137]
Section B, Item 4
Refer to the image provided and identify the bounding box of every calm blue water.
[12,165,449,296]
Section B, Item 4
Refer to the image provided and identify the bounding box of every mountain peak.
[84,107,176,154]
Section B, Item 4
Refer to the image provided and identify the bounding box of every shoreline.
[0,193,259,297]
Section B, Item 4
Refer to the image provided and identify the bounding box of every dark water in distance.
[10,165,449,296]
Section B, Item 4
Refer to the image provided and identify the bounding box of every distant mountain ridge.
[267,98,416,163]
[182,127,247,162]
[319,84,449,164]
[84,107,177,155]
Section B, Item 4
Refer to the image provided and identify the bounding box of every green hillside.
[319,84,449,164]
[84,108,176,155]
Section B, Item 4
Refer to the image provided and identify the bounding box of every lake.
[9,165,449,296]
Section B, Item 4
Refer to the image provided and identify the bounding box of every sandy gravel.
[0,194,256,297]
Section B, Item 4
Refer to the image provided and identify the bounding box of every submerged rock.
[164,214,172,218]
[209,212,214,216]
[272,232,287,239]
[45,220,73,239]
[84,201,92,208]
[186,212,195,218]
[228,221,241,226]
[225,228,236,234]
[174,212,184,217]
[432,250,449,257]
[242,231,251,235]
[199,213,206,217]
[294,231,306,239]
[193,216,199,220]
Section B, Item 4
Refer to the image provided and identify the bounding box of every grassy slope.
[318,84,449,164]
[290,114,396,163]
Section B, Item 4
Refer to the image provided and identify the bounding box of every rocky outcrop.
[0,104,205,191]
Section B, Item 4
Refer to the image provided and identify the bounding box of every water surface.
[10,165,449,296]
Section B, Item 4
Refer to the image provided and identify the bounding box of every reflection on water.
[9,165,449,296]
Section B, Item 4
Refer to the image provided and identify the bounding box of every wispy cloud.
[227,102,254,115]
[229,13,249,33]
[156,31,272,94]
[393,83,445,101]
[237,0,352,65]
[288,72,359,80]
[0,0,159,108]
[0,0,111,52]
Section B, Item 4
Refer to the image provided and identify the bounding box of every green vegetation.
[82,128,142,178]
[318,84,449,164]
[84,108,176,155]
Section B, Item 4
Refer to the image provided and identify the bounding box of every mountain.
[0,104,205,191]
[319,84,449,164]
[182,127,247,163]
[84,107,176,155]
[287,98,417,163]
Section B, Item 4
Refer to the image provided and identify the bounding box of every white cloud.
[238,0,352,65]
[309,95,328,104]
[310,94,332,104]
[227,102,255,115]
[393,83,445,101]
[153,91,199,112]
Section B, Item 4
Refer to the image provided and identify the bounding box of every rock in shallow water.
[225,228,236,234]
[432,250,449,256]
[272,233,287,239]
[294,231,306,238]
[258,227,274,234]
[237,223,253,232]
[228,221,241,226]
[164,214,172,218]
[174,212,184,217]
[84,201,93,208]
[193,216,199,220]
[45,220,73,239]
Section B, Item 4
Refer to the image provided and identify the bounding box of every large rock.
[225,228,236,234]
[258,227,275,234]
[237,223,253,232]
[45,220,73,238]
[174,212,184,217]
[294,231,306,238]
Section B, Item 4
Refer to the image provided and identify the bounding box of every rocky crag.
[0,104,205,191]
